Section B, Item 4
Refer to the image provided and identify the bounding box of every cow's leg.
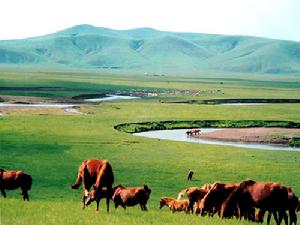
[282,211,288,225]
[21,187,29,201]
[188,201,194,214]
[1,189,7,198]
[289,209,297,225]
[271,211,279,225]
[96,199,100,213]
[143,205,148,211]
[81,191,87,209]
[23,192,29,201]
[81,179,90,209]
[106,196,110,213]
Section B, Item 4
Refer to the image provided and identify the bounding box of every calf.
[160,197,189,213]
[112,185,151,211]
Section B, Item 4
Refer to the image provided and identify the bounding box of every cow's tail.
[0,169,4,181]
[70,164,84,189]
[144,185,151,195]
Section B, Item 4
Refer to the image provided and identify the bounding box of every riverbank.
[115,120,300,147]
[195,128,300,147]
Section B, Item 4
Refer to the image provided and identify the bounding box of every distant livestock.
[111,184,151,211]
[71,159,114,212]
[186,129,200,136]
[0,169,32,201]
[187,170,194,181]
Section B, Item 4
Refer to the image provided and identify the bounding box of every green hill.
[0,24,300,74]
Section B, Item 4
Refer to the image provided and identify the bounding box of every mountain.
[0,24,300,74]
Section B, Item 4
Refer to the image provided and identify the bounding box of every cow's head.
[159,199,166,209]
[85,185,97,206]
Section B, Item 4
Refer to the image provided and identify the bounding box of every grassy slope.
[0,68,300,225]
[1,25,300,74]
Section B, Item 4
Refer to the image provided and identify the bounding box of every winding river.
[84,95,140,102]
[134,128,300,151]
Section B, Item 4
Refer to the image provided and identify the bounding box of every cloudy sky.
[1,0,299,41]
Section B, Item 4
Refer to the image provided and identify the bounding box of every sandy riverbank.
[195,128,300,146]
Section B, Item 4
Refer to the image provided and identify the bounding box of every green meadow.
[0,67,300,225]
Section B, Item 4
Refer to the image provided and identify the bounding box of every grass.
[0,68,300,225]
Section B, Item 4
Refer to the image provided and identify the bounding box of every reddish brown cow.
[111,185,151,211]
[178,187,208,213]
[0,169,32,201]
[71,159,114,212]
[199,182,239,217]
[222,180,298,225]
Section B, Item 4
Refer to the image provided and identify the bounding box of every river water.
[84,95,140,102]
[134,128,300,151]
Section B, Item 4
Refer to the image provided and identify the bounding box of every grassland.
[0,67,300,225]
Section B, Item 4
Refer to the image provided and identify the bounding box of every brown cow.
[199,182,239,217]
[111,184,151,211]
[71,159,114,212]
[222,180,298,225]
[178,186,208,213]
[0,169,32,201]
[159,197,189,213]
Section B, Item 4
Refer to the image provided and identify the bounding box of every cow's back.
[1,171,31,190]
[81,159,106,184]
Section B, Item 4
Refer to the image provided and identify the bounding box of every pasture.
[0,67,300,225]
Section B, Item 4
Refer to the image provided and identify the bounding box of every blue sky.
[1,0,299,41]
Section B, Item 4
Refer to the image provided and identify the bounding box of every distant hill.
[1,24,300,74]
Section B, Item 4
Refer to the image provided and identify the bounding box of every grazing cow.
[0,169,32,201]
[222,180,298,225]
[178,187,208,213]
[199,182,239,217]
[159,197,189,213]
[71,159,114,212]
[111,185,151,211]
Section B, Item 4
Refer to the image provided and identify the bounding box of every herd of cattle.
[1,159,299,225]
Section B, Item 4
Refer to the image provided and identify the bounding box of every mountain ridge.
[0,24,299,74]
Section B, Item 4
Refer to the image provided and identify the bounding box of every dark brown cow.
[187,170,194,181]
[71,159,114,212]
[199,182,239,217]
[0,169,32,201]
[159,197,189,213]
[222,180,298,225]
[111,185,151,211]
